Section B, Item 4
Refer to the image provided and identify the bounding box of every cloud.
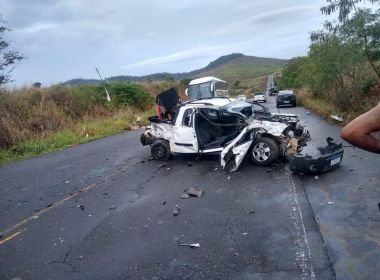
[120,43,243,72]
[214,4,321,35]
[1,0,329,85]
[18,22,59,34]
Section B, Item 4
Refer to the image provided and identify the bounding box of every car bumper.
[288,138,344,174]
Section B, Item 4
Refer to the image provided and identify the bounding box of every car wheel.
[151,140,171,161]
[250,137,279,166]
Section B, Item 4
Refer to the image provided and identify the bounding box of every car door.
[172,108,199,153]
[220,127,254,172]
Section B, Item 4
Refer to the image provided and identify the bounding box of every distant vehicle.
[186,76,229,101]
[268,87,278,96]
[276,90,296,107]
[237,94,246,101]
[253,92,267,103]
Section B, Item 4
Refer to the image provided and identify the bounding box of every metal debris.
[173,205,180,216]
[78,205,85,211]
[181,187,203,198]
[314,176,319,180]
[180,193,191,199]
[179,243,200,248]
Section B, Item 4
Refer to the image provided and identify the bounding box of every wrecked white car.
[140,88,311,172]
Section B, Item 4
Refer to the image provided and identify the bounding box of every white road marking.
[286,169,316,280]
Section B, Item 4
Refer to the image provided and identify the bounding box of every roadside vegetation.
[277,1,380,122]
[0,81,183,164]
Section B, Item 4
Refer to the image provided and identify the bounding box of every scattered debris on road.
[180,187,203,199]
[78,205,85,211]
[247,210,255,214]
[179,243,200,248]
[331,115,344,122]
[314,176,319,180]
[173,205,180,216]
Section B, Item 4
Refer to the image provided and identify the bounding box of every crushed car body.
[140,88,328,171]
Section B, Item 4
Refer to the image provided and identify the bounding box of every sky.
[0,0,331,86]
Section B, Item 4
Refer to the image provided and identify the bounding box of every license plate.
[284,101,290,103]
[330,157,341,166]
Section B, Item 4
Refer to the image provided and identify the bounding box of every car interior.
[195,108,243,149]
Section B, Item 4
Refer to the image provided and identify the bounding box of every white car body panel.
[220,120,287,172]
[189,98,235,106]
[247,119,287,136]
[221,126,254,172]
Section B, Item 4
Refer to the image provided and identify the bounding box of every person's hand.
[341,102,380,153]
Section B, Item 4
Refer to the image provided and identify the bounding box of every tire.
[293,102,297,107]
[276,104,279,108]
[250,137,279,166]
[151,140,171,161]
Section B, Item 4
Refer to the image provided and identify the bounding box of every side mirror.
[185,88,188,96]
[210,83,214,93]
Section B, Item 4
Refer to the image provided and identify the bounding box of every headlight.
[287,130,295,138]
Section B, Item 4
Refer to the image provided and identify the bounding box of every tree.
[340,8,380,79]
[0,17,24,86]
[321,0,379,22]
[320,1,380,79]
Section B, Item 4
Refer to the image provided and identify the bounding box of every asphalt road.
[0,95,379,280]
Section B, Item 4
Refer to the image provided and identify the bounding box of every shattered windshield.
[221,99,252,114]
[187,82,212,100]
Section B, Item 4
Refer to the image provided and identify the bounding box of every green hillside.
[64,53,287,94]
[194,55,286,95]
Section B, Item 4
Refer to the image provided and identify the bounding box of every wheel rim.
[153,145,165,158]
[252,142,271,162]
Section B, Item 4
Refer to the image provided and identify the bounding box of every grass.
[295,88,379,124]
[0,106,155,165]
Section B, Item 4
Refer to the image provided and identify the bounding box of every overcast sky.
[0,0,331,86]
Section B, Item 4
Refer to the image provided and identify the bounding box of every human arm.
[341,102,380,153]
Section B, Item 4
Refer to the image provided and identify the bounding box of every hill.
[63,53,287,92]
